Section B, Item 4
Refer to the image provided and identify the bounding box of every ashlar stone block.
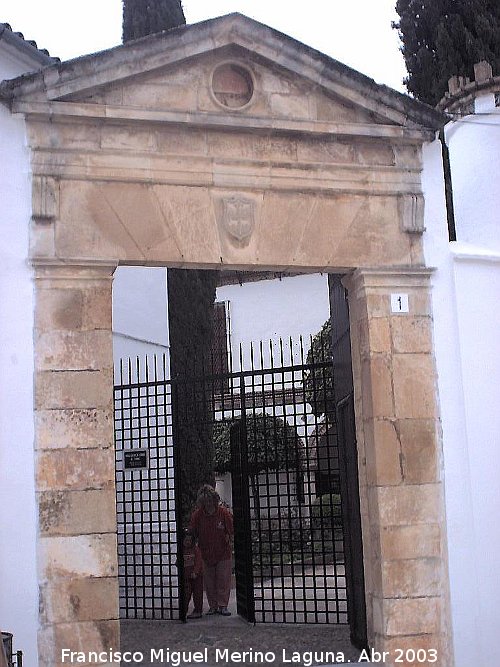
[39,534,118,579]
[38,489,116,536]
[361,356,394,419]
[380,524,442,561]
[382,558,442,597]
[40,619,119,667]
[35,289,85,331]
[36,448,114,492]
[35,369,113,410]
[398,419,439,484]
[35,330,112,372]
[384,597,441,636]
[375,484,441,527]
[391,316,433,354]
[365,419,403,486]
[35,408,112,450]
[35,284,112,332]
[393,354,437,419]
[40,576,119,624]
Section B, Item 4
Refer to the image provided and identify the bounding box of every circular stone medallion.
[212,63,254,109]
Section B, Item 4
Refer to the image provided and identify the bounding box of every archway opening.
[111,265,367,661]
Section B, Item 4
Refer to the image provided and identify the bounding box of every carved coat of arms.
[221,196,255,242]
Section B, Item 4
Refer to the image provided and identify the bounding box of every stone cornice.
[346,265,434,292]
[31,258,118,278]
[13,100,435,143]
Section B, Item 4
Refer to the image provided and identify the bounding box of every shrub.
[311,493,342,528]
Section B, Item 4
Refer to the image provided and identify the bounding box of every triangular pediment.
[72,45,386,127]
[0,13,445,132]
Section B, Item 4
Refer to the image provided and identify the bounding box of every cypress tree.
[122,0,185,42]
[394,0,500,106]
[121,1,220,521]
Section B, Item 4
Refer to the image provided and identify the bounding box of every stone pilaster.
[33,261,119,667]
[345,268,451,667]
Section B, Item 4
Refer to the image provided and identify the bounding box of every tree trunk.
[168,268,219,521]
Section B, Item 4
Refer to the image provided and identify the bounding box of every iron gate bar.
[171,379,185,622]
[230,399,256,623]
[114,360,334,391]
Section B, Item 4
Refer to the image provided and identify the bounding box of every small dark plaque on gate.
[124,449,148,470]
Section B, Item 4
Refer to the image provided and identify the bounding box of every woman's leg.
[203,562,218,610]
[215,558,232,608]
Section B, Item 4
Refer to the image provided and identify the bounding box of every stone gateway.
[0,13,449,667]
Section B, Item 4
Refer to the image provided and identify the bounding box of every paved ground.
[121,582,368,666]
[121,615,363,666]
[120,565,384,667]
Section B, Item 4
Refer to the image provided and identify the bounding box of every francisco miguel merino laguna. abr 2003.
[60,647,350,665]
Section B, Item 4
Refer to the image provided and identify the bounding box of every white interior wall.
[216,273,330,369]
[0,45,43,667]
[112,266,169,379]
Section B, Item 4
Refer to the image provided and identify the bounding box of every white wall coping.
[450,241,500,263]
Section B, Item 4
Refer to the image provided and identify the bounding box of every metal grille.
[220,343,347,624]
[114,358,179,619]
[114,335,348,624]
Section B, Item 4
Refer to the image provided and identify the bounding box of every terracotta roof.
[0,22,58,64]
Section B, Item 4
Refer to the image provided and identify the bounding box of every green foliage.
[311,493,342,528]
[122,0,185,42]
[303,319,335,418]
[394,0,500,106]
[213,413,305,474]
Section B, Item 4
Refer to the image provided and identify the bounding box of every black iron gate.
[329,274,368,648]
[114,338,352,625]
[115,358,180,620]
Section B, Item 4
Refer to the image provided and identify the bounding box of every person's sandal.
[205,608,219,615]
[219,607,231,616]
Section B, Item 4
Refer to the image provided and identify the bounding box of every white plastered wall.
[112,267,170,380]
[423,108,500,667]
[0,45,43,667]
[216,273,330,368]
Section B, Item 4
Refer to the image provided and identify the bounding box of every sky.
[2,0,408,93]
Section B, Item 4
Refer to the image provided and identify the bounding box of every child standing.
[182,528,204,619]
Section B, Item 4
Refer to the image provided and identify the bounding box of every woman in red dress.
[189,485,234,616]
